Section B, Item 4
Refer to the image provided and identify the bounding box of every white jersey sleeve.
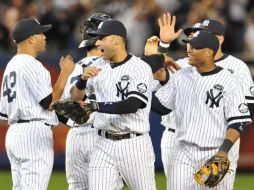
[155,70,179,110]
[215,55,254,104]
[224,76,252,124]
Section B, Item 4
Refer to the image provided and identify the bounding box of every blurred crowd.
[1,0,254,57]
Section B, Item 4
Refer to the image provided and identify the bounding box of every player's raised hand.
[158,13,183,43]
[144,36,160,56]
[59,55,75,75]
[81,66,102,80]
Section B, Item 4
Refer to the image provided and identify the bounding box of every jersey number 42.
[3,71,17,103]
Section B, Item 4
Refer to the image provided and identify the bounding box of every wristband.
[158,40,170,53]
[219,139,234,153]
[75,77,87,90]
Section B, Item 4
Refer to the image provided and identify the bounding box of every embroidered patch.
[238,103,249,113]
[137,83,147,93]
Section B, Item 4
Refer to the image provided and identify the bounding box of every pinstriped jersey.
[0,54,58,125]
[87,54,154,133]
[61,56,104,127]
[61,56,101,100]
[160,57,190,129]
[215,54,254,104]
[160,55,254,130]
[155,66,251,147]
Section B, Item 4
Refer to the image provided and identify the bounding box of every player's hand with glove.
[52,99,99,125]
[194,151,230,188]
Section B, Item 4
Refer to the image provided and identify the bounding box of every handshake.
[52,99,99,125]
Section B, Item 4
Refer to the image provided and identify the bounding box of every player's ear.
[206,49,214,57]
[28,35,36,44]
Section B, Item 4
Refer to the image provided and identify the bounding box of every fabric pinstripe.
[160,55,254,189]
[87,55,156,190]
[156,66,251,189]
[61,57,123,190]
[0,54,58,190]
[5,122,54,190]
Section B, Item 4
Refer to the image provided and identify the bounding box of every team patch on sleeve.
[250,86,254,96]
[238,103,249,113]
[137,83,147,93]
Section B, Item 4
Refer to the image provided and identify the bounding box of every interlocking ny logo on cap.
[98,22,103,29]
[193,31,200,38]
[202,20,210,27]
[34,18,40,25]
[193,23,202,28]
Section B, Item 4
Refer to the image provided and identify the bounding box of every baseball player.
[0,18,74,190]
[70,19,156,190]
[155,14,254,188]
[59,13,123,190]
[153,30,252,189]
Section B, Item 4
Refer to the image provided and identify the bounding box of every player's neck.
[111,50,128,64]
[17,46,37,58]
[196,63,217,73]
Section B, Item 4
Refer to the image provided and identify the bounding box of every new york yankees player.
[156,15,254,188]
[59,13,123,190]
[70,19,156,190]
[0,18,74,190]
[153,30,252,190]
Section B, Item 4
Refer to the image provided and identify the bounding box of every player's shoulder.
[131,54,153,70]
[76,56,105,67]
[176,57,190,68]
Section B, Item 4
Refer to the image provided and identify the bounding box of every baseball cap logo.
[193,31,200,38]
[202,20,210,27]
[193,23,201,28]
[34,18,40,25]
[98,22,103,29]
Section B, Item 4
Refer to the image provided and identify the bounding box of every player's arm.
[216,122,247,158]
[216,81,252,158]
[70,66,101,101]
[40,56,75,110]
[94,97,144,114]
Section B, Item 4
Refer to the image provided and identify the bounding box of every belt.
[17,119,53,127]
[168,128,175,133]
[98,129,142,141]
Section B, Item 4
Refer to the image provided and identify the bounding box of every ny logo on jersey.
[205,88,224,108]
[116,75,130,100]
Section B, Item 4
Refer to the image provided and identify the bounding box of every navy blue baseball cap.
[89,19,127,39]
[183,22,202,36]
[198,19,225,36]
[182,30,219,52]
[183,19,225,36]
[13,17,52,43]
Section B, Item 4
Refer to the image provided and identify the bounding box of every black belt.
[98,129,142,141]
[17,119,53,127]
[168,128,175,133]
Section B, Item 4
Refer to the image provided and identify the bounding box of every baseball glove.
[194,155,230,187]
[52,99,99,125]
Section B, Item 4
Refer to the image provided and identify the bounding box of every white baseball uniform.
[61,56,123,190]
[155,66,252,190]
[160,55,254,188]
[159,58,189,179]
[86,54,156,190]
[0,54,58,190]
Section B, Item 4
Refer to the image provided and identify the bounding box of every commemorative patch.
[137,83,147,93]
[238,103,249,113]
[250,86,254,95]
